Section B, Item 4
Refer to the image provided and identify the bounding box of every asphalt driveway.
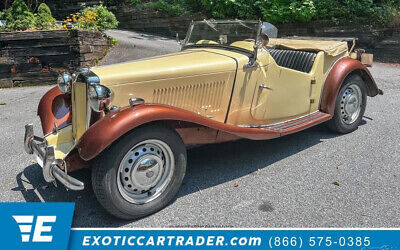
[0,30,399,228]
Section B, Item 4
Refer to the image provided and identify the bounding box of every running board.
[261,111,332,136]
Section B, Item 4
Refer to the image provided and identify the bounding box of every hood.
[91,49,239,86]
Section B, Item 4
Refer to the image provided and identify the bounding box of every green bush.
[67,4,119,32]
[125,0,400,26]
[258,0,316,24]
[0,0,57,31]
[6,0,36,31]
[147,0,183,16]
[178,0,259,19]
[88,4,119,32]
[82,4,118,32]
[0,9,11,21]
[34,3,56,30]
[125,0,141,4]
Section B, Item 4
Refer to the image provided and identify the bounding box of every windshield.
[182,20,262,51]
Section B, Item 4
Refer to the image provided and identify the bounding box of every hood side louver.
[152,81,226,116]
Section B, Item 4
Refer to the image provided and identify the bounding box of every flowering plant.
[63,4,118,32]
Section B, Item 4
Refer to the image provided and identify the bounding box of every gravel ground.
[0,30,399,228]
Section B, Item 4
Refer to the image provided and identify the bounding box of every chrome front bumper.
[24,124,84,191]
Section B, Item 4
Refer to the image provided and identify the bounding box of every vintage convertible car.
[24,20,382,219]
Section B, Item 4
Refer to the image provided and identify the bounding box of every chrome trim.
[238,111,321,128]
[109,106,120,112]
[129,98,145,107]
[24,124,34,154]
[57,72,73,94]
[87,84,113,112]
[86,95,92,130]
[259,84,272,91]
[52,166,84,190]
[74,69,109,129]
[24,124,84,191]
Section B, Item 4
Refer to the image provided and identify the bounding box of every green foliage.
[191,0,258,19]
[124,0,400,26]
[82,4,119,32]
[259,0,316,23]
[147,0,183,16]
[0,9,11,21]
[34,3,56,30]
[66,4,119,32]
[106,35,119,46]
[313,0,400,25]
[125,0,141,4]
[0,0,58,31]
[6,0,36,31]
[1,1,118,32]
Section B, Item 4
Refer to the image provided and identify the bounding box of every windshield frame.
[181,20,263,53]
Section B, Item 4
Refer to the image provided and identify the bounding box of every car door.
[251,57,312,124]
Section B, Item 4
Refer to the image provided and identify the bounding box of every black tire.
[91,124,187,220]
[327,74,367,134]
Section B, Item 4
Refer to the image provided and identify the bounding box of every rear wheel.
[327,74,367,134]
[91,124,186,219]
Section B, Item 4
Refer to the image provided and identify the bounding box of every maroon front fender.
[38,87,72,135]
[75,104,281,161]
[320,57,381,115]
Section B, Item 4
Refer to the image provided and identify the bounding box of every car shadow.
[14,120,367,227]
[176,123,343,199]
[128,33,172,41]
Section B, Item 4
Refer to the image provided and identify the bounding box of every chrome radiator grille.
[71,82,87,141]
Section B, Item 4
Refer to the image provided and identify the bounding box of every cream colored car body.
[46,40,349,161]
[91,41,346,126]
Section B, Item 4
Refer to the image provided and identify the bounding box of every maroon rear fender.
[75,104,282,161]
[320,57,382,115]
[38,86,72,135]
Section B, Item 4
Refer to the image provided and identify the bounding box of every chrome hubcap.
[340,84,362,125]
[117,140,174,204]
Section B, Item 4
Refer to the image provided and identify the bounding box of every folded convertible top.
[269,38,349,57]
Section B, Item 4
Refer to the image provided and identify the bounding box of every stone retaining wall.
[0,30,110,87]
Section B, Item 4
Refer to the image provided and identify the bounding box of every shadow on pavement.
[13,121,367,227]
[128,34,172,41]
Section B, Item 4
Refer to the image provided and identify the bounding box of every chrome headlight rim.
[57,72,73,94]
[87,83,113,112]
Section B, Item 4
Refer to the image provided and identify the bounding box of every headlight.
[88,84,113,112]
[57,72,72,94]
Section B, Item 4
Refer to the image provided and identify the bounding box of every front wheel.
[327,74,367,134]
[91,124,186,219]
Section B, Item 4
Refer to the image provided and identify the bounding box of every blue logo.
[0,203,74,250]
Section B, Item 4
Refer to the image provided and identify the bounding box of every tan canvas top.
[269,38,348,56]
